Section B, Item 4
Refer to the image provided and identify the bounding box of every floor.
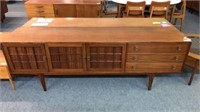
[0,2,200,112]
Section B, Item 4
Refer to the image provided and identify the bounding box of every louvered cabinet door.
[2,43,48,74]
[45,44,85,73]
[87,43,126,71]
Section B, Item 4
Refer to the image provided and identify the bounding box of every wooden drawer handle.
[175,56,179,60]
[37,11,45,13]
[134,46,139,51]
[36,6,44,8]
[177,46,182,51]
[131,66,136,70]
[172,65,176,70]
[132,56,138,61]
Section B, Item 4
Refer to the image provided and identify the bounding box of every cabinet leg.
[38,74,47,91]
[9,78,15,90]
[148,74,155,91]
[188,60,198,85]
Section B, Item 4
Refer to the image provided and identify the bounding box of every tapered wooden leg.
[188,60,198,85]
[180,18,184,31]
[38,74,46,91]
[9,78,15,90]
[148,74,155,91]
[117,4,121,18]
[174,18,177,25]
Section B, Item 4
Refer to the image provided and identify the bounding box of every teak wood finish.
[25,0,100,19]
[0,18,191,91]
[23,18,168,27]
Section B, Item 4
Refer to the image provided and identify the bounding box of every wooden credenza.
[186,0,200,12]
[0,0,8,21]
[0,18,191,91]
[25,0,101,19]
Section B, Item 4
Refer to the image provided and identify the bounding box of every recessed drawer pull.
[37,11,45,13]
[132,56,138,61]
[131,66,136,70]
[172,65,176,70]
[36,6,44,8]
[175,56,179,60]
[134,46,139,51]
[177,46,182,51]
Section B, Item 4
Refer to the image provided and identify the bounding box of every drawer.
[127,43,190,53]
[25,4,54,14]
[0,66,9,79]
[127,54,185,62]
[28,13,55,19]
[126,63,183,73]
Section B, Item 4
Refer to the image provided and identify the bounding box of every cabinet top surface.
[23,18,168,27]
[0,27,188,43]
[25,0,100,4]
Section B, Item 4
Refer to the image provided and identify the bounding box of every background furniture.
[112,0,181,5]
[185,34,200,85]
[112,0,181,17]
[171,0,186,31]
[0,0,8,21]
[186,0,199,12]
[25,0,100,19]
[0,18,191,91]
[149,1,170,19]
[123,1,146,18]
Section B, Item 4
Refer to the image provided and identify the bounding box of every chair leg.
[188,60,198,85]
[9,78,16,90]
[38,74,47,91]
[174,18,177,25]
[180,18,184,31]
[148,74,155,91]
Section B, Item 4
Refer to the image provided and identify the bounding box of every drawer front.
[25,4,54,14]
[127,54,185,62]
[0,66,9,79]
[126,63,183,73]
[28,13,55,18]
[127,43,190,53]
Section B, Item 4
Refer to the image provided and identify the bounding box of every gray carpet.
[0,1,200,112]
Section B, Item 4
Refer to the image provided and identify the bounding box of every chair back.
[124,1,146,17]
[150,1,170,18]
[174,0,186,15]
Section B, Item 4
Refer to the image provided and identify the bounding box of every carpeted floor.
[0,1,200,112]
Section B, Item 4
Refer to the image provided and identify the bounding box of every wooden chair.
[184,34,200,85]
[123,1,146,18]
[0,50,15,90]
[171,0,186,31]
[101,0,118,17]
[149,1,170,19]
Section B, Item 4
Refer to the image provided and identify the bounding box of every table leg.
[148,74,155,91]
[188,60,198,85]
[38,74,47,91]
[117,4,125,18]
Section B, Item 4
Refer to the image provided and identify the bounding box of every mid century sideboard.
[25,0,101,19]
[0,18,191,91]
